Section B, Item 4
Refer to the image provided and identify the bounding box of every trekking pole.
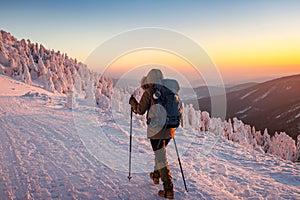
[173,138,188,192]
[128,108,133,181]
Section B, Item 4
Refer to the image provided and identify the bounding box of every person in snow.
[129,69,175,199]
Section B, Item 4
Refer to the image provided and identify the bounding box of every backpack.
[149,79,183,129]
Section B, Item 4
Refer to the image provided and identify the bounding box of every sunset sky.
[1,0,299,84]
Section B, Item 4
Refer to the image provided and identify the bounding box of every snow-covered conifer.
[21,63,32,84]
[37,56,46,79]
[65,90,77,109]
[96,88,110,109]
[73,72,82,95]
[0,41,9,66]
[0,63,5,74]
[28,54,37,78]
[201,111,210,132]
[85,76,96,106]
[44,68,55,92]
[262,129,270,153]
[52,73,63,93]
[65,67,73,89]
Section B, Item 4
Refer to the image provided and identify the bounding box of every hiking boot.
[159,166,173,190]
[158,166,174,199]
[158,190,174,199]
[150,170,160,185]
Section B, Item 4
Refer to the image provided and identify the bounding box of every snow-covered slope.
[1,75,300,199]
[0,30,114,107]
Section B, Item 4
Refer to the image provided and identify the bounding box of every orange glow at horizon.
[104,50,204,81]
[204,34,300,70]
[211,48,300,68]
[101,47,299,84]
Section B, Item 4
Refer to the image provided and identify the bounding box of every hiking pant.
[150,139,173,192]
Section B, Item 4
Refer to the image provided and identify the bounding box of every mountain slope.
[196,74,300,140]
[0,30,114,106]
[1,74,299,199]
[181,82,258,101]
[226,82,258,93]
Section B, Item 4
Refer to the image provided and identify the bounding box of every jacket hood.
[146,69,164,85]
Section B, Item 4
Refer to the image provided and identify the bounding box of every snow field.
[0,76,299,199]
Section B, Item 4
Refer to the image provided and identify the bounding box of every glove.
[129,95,136,106]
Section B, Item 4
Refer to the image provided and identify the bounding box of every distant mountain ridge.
[181,82,259,101]
[226,82,258,93]
[195,74,300,140]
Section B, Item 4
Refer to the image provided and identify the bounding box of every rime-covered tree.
[0,63,5,74]
[65,90,77,109]
[21,61,32,84]
[37,56,46,80]
[96,87,110,109]
[262,129,271,153]
[44,68,55,92]
[201,111,210,132]
[52,73,63,93]
[28,54,37,79]
[0,41,9,66]
[85,76,96,106]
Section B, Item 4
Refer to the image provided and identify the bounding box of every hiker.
[129,69,175,199]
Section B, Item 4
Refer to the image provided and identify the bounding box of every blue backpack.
[151,79,183,128]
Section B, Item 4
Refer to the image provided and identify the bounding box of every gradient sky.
[1,0,299,84]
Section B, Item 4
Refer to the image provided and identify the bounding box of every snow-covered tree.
[268,132,296,160]
[200,111,210,132]
[183,104,190,128]
[52,73,63,93]
[262,129,271,153]
[0,63,5,74]
[85,76,96,106]
[223,119,233,140]
[43,68,55,92]
[96,88,110,109]
[21,63,32,84]
[72,70,82,95]
[65,90,77,109]
[0,41,9,66]
[65,67,74,90]
[28,54,37,78]
[254,127,264,146]
[37,56,46,80]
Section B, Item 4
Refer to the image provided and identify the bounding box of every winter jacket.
[130,87,175,139]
